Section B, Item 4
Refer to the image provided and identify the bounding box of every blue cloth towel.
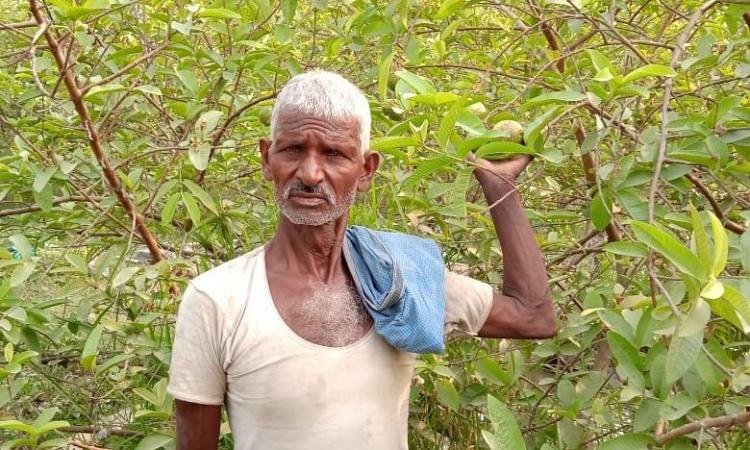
[343,226,445,353]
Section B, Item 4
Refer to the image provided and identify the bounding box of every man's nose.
[296,152,325,186]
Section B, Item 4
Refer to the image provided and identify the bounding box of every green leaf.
[593,67,615,82]
[689,205,711,267]
[378,50,394,101]
[33,167,56,193]
[112,266,139,288]
[665,329,702,383]
[708,212,727,276]
[590,192,611,231]
[96,354,134,376]
[196,8,242,20]
[484,395,525,450]
[585,49,614,72]
[721,285,750,334]
[740,231,750,273]
[524,90,587,108]
[8,234,33,259]
[394,70,435,94]
[597,433,653,450]
[35,420,70,435]
[437,0,464,19]
[607,331,643,375]
[475,141,534,159]
[4,343,12,363]
[633,398,661,432]
[370,135,419,151]
[410,92,463,106]
[81,325,104,371]
[182,192,201,225]
[679,298,711,337]
[183,180,218,215]
[436,104,464,150]
[161,192,181,227]
[475,356,510,385]
[175,69,198,94]
[134,434,174,450]
[700,277,724,299]
[631,221,707,281]
[134,85,162,96]
[524,105,564,148]
[436,379,460,412]
[403,157,451,190]
[170,20,192,36]
[0,420,35,434]
[603,241,648,257]
[195,110,223,136]
[621,64,677,84]
[11,261,35,288]
[65,254,88,274]
[188,142,211,171]
[281,0,297,22]
[84,83,127,101]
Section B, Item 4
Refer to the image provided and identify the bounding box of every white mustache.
[282,181,336,205]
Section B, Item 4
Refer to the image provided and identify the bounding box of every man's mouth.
[288,191,330,206]
[289,192,328,199]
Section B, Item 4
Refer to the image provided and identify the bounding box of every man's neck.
[266,213,349,283]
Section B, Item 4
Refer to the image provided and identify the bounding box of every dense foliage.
[1,0,749,448]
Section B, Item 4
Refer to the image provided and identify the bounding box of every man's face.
[260,110,379,226]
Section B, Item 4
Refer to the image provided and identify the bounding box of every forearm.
[475,170,552,310]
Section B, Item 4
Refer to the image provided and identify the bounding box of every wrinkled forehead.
[273,109,361,148]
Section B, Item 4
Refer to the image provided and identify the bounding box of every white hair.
[270,70,371,154]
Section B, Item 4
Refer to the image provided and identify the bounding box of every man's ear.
[357,151,380,192]
[259,138,273,181]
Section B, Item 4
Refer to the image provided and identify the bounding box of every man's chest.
[267,273,373,347]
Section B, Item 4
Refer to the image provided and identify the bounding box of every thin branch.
[0,195,95,217]
[408,63,555,89]
[29,0,165,264]
[61,425,141,437]
[0,20,36,30]
[655,411,750,445]
[80,39,171,95]
[685,172,746,234]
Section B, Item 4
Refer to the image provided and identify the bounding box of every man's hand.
[468,153,534,183]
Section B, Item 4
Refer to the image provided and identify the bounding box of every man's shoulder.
[189,245,265,306]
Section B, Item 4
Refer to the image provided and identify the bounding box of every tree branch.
[29,0,165,264]
[655,411,750,445]
[0,195,94,217]
[60,425,141,437]
[80,39,170,95]
[0,20,36,30]
[685,171,746,234]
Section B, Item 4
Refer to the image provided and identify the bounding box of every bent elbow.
[534,322,558,339]
[525,304,558,339]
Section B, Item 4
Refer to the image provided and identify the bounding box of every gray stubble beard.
[274,182,357,226]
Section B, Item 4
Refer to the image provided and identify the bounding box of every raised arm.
[471,154,557,339]
[175,400,221,450]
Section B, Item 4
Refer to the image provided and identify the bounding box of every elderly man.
[167,70,556,450]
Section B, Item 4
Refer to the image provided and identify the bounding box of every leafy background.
[1,0,749,448]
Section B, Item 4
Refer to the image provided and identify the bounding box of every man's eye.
[325,149,344,158]
[283,147,301,153]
